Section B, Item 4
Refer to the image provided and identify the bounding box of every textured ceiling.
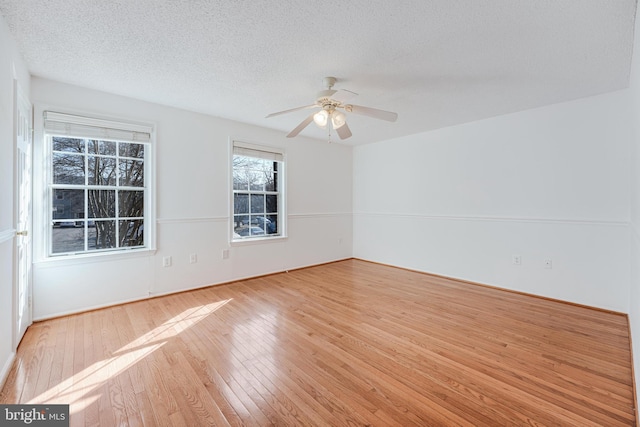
[0,0,637,144]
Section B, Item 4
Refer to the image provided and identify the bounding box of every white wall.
[0,15,30,385]
[354,90,632,312]
[30,78,352,319]
[627,0,640,411]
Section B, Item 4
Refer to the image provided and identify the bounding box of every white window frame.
[230,140,286,244]
[35,109,156,261]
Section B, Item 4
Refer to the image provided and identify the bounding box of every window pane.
[246,170,262,191]
[267,215,278,234]
[250,195,265,213]
[265,171,277,191]
[234,194,249,214]
[53,152,85,185]
[266,195,278,214]
[52,189,84,220]
[51,224,85,254]
[88,190,115,218]
[90,220,117,250]
[119,190,144,217]
[88,156,116,186]
[119,143,145,159]
[234,222,265,237]
[119,159,144,187]
[254,158,273,173]
[87,140,99,155]
[119,219,144,247]
[249,226,264,237]
[88,140,116,155]
[233,170,248,190]
[52,137,84,153]
[234,215,248,228]
[233,155,250,169]
[250,215,272,234]
[249,170,267,191]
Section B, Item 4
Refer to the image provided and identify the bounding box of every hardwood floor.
[1,259,635,426]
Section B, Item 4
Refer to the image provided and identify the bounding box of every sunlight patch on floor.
[28,298,232,412]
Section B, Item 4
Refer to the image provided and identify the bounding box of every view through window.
[232,144,283,240]
[49,136,147,255]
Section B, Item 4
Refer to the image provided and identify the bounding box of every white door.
[14,80,32,347]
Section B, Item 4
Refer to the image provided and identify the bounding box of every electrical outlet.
[189,253,197,264]
[512,255,521,265]
[163,256,172,267]
[222,249,230,259]
[544,259,552,269]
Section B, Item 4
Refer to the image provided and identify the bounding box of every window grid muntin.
[49,135,146,255]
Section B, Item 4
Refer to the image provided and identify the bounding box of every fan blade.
[331,89,358,104]
[286,112,316,138]
[335,122,352,140]
[266,104,316,118]
[345,104,398,122]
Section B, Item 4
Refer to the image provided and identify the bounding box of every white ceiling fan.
[266,77,398,141]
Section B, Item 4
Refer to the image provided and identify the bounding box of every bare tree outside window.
[50,136,146,255]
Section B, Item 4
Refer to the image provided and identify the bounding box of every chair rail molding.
[0,229,16,245]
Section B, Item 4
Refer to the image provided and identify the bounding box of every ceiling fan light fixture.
[331,110,346,129]
[266,77,398,140]
[313,110,329,128]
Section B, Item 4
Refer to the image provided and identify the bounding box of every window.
[232,142,284,240]
[44,112,153,256]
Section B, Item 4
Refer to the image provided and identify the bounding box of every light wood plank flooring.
[1,259,636,426]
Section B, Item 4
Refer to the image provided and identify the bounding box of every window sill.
[230,235,288,247]
[34,247,157,268]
